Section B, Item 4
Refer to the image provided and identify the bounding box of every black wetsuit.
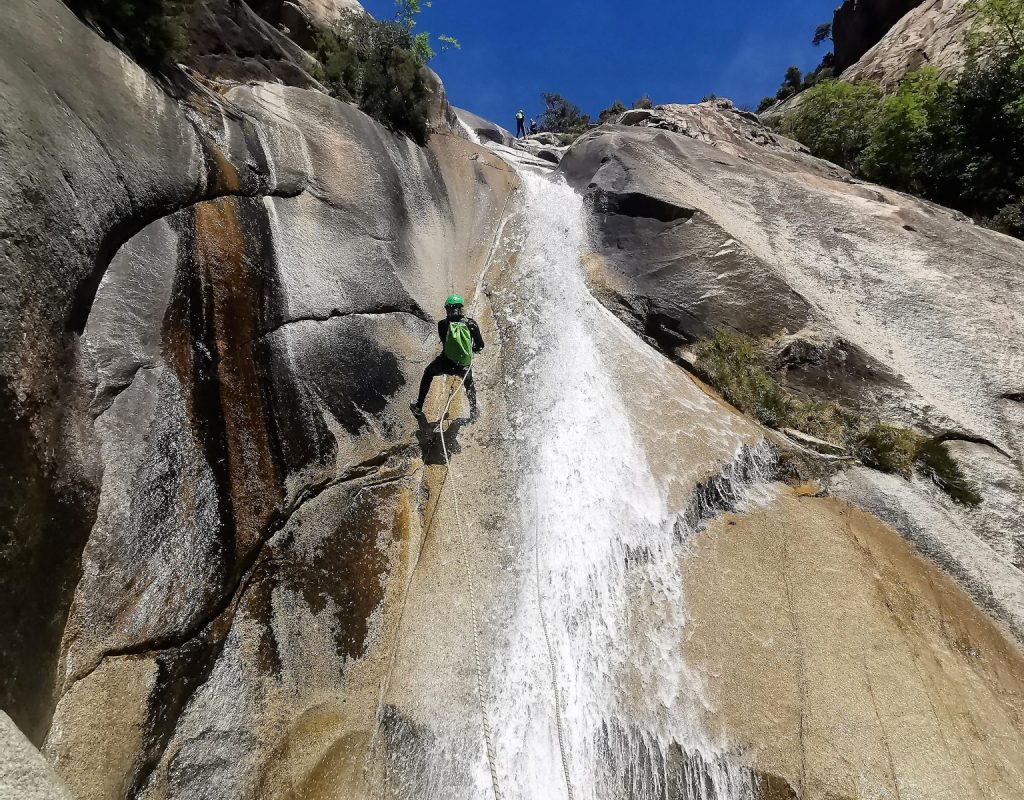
[415,315,485,409]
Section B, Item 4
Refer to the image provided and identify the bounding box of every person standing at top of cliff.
[411,294,484,421]
[515,109,526,139]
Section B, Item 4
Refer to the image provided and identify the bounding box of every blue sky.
[359,0,838,124]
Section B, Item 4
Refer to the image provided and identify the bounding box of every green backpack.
[444,321,474,367]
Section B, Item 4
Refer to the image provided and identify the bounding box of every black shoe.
[410,402,424,418]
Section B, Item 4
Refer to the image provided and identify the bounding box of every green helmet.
[445,293,464,308]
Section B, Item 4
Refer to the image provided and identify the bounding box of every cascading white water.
[488,172,768,800]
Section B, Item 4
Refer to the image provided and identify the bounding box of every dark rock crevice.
[0,380,97,745]
[933,432,1013,461]
[90,364,159,421]
[591,189,697,223]
[676,441,779,539]
[256,306,431,343]
[68,182,307,338]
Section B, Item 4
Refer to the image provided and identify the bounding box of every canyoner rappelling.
[411,295,485,422]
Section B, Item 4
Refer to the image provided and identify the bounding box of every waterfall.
[487,172,768,800]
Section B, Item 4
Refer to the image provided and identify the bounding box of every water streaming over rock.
[483,172,772,800]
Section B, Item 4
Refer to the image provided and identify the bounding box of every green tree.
[922,53,1024,227]
[859,67,950,191]
[393,0,460,62]
[67,0,196,67]
[966,0,1024,55]
[780,80,882,169]
[314,12,431,144]
[598,99,628,124]
[776,65,804,100]
[777,0,1024,239]
[633,94,654,109]
[757,96,778,113]
[539,93,590,133]
[813,22,833,47]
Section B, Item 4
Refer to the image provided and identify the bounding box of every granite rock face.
[684,493,1024,800]
[4,1,1024,797]
[0,0,511,768]
[841,0,975,88]
[453,106,515,147]
[559,102,1024,642]
[0,712,72,800]
[43,84,513,799]
[2,0,213,742]
[833,0,922,72]
[185,0,325,85]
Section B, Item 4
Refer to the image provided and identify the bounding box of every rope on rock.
[365,176,517,798]
[533,488,576,800]
[437,368,504,800]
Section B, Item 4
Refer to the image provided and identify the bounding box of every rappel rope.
[437,368,503,800]
[430,176,518,800]
[534,489,577,800]
[363,180,517,798]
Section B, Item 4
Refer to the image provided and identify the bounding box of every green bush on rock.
[777,0,1024,239]
[539,92,591,135]
[313,12,431,144]
[693,330,981,506]
[780,80,882,169]
[67,0,196,67]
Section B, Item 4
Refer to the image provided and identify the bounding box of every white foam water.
[488,172,768,800]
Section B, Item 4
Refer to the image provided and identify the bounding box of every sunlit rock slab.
[683,491,1024,800]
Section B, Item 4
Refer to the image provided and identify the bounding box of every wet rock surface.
[0,0,512,779]
[559,101,1024,644]
[684,492,1024,799]
[2,2,1024,798]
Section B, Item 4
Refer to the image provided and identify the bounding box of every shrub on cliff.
[67,0,196,67]
[599,100,628,124]
[859,67,949,193]
[780,80,881,168]
[694,330,981,505]
[539,93,590,134]
[779,0,1024,238]
[920,52,1024,234]
[314,13,431,144]
[782,59,1024,238]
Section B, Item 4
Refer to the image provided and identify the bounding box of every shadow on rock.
[416,416,470,466]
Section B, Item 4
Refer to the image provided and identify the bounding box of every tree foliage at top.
[393,0,459,62]
[966,0,1024,54]
[66,0,196,68]
[314,11,432,144]
[539,93,590,133]
[633,94,654,109]
[773,65,804,102]
[779,0,1024,238]
[598,99,627,123]
[813,22,833,46]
